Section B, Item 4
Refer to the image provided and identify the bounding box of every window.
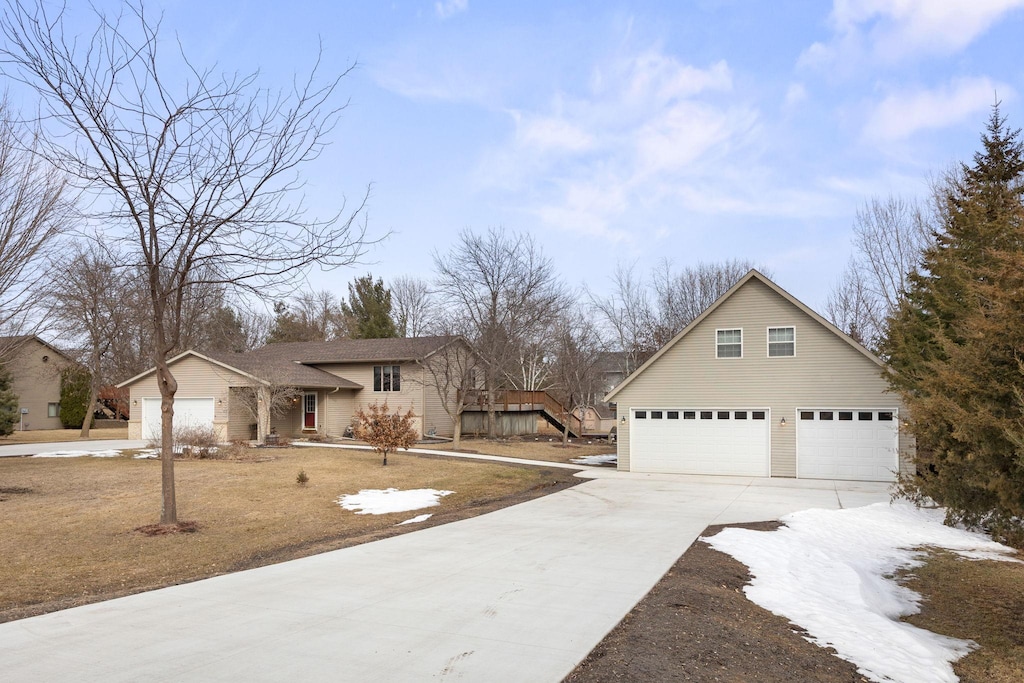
[635,410,647,419]
[683,411,696,420]
[667,411,679,419]
[878,411,894,421]
[800,411,814,420]
[47,402,59,418]
[752,411,766,420]
[858,412,873,421]
[373,365,401,392]
[768,327,795,357]
[735,411,747,420]
[716,329,742,358]
[651,411,663,419]
[700,411,713,420]
[717,411,730,420]
[819,411,834,420]
[839,411,853,421]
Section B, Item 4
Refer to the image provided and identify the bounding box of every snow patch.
[704,502,1020,683]
[34,449,122,458]
[133,449,160,459]
[337,488,454,515]
[398,514,433,525]
[570,453,617,466]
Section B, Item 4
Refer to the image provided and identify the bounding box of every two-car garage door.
[141,397,215,441]
[630,409,770,476]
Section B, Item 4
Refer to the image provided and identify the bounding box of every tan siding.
[316,362,427,437]
[7,339,70,430]
[227,388,255,441]
[326,391,355,436]
[421,375,455,437]
[125,355,247,442]
[616,278,905,477]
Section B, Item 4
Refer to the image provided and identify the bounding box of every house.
[604,270,913,482]
[118,336,472,442]
[0,335,77,431]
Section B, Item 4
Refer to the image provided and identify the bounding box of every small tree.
[0,365,18,435]
[234,380,302,443]
[59,366,91,429]
[352,401,417,466]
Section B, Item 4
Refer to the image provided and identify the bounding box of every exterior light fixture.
[780,417,786,427]
[132,399,138,406]
[620,415,626,424]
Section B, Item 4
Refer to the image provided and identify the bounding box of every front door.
[303,393,317,429]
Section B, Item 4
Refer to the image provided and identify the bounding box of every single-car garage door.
[142,397,215,441]
[797,409,899,481]
[630,408,770,476]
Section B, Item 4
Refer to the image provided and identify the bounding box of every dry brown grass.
[429,435,616,464]
[900,550,1024,682]
[0,427,130,445]
[0,446,578,622]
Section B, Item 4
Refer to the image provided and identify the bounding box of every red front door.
[303,393,316,429]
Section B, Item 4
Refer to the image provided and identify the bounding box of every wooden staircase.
[460,390,583,438]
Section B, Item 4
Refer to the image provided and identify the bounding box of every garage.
[142,397,215,441]
[630,408,770,476]
[797,409,899,482]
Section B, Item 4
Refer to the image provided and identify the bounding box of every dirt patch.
[565,521,869,683]
[135,521,201,536]
[0,486,34,501]
[429,436,614,464]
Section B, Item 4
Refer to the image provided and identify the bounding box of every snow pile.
[133,449,160,459]
[34,449,122,458]
[398,514,433,525]
[570,454,617,466]
[337,488,454,515]
[704,502,1020,683]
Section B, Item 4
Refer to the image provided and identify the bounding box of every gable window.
[716,329,742,358]
[373,365,401,392]
[768,327,795,357]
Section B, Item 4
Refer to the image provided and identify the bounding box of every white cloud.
[864,77,1010,142]
[801,0,1024,68]
[435,0,468,20]
[784,83,808,110]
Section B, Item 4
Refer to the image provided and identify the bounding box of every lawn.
[428,435,616,464]
[0,445,580,622]
[0,427,130,445]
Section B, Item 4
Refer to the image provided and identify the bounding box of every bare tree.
[232,377,301,443]
[415,335,479,449]
[0,1,369,524]
[0,97,69,360]
[267,289,348,343]
[827,195,931,349]
[550,305,605,445]
[433,228,565,437]
[46,242,127,437]
[391,275,435,337]
[588,262,656,375]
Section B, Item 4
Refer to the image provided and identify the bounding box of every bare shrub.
[172,424,220,459]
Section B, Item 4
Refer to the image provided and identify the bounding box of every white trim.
[301,391,318,431]
[117,349,269,389]
[766,325,796,358]
[715,328,744,359]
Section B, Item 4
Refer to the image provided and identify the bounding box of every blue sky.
[71,1,1024,309]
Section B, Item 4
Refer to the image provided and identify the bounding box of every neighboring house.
[118,336,472,442]
[604,270,913,482]
[0,335,76,431]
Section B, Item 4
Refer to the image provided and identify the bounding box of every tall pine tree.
[883,104,1024,545]
[344,275,398,339]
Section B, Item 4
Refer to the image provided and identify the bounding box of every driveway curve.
[0,471,890,682]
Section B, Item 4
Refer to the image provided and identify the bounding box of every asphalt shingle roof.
[248,336,460,364]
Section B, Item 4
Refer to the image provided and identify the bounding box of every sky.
[30,0,1024,311]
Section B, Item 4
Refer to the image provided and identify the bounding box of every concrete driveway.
[0,471,890,682]
[0,439,148,458]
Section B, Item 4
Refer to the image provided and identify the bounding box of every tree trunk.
[80,349,102,438]
[485,370,496,439]
[155,358,178,525]
[257,386,271,442]
[382,449,388,466]
[452,407,463,450]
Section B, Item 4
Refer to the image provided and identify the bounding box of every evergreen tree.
[883,104,1024,545]
[59,366,92,430]
[0,365,18,436]
[344,274,398,339]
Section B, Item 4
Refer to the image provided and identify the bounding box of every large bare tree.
[415,335,479,449]
[46,242,127,437]
[826,195,931,350]
[433,228,565,437]
[0,1,368,524]
[390,275,435,337]
[0,97,69,361]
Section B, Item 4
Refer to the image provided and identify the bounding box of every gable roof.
[116,349,362,390]
[249,335,462,364]
[0,334,78,366]
[604,269,885,402]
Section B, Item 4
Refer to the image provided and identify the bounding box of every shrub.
[0,365,17,436]
[59,366,91,429]
[296,469,309,486]
[172,423,220,459]
[352,400,417,466]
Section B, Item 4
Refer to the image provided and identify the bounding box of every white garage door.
[797,409,899,482]
[630,409,770,476]
[142,397,215,441]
